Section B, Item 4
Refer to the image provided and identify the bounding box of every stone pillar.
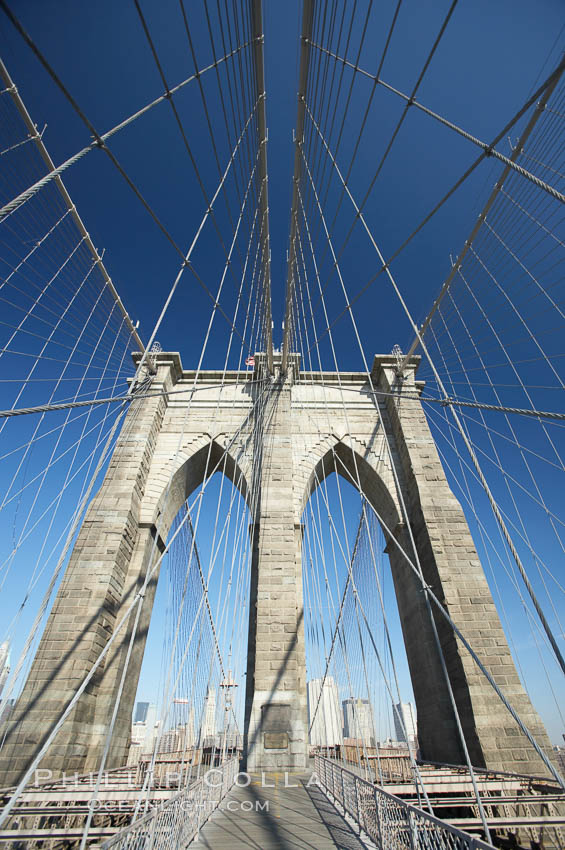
[0,357,177,787]
[373,355,553,775]
[243,366,308,771]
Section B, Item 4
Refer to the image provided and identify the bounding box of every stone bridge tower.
[0,351,553,786]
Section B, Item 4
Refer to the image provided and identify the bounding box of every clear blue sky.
[0,0,564,746]
[2,0,562,360]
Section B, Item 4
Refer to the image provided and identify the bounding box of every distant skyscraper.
[134,701,150,723]
[0,641,10,698]
[201,687,217,744]
[185,706,195,749]
[142,703,159,751]
[175,711,197,753]
[307,677,343,747]
[343,697,374,747]
[159,728,179,753]
[394,701,417,747]
[130,702,158,757]
[131,722,145,746]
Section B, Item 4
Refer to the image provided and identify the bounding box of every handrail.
[418,759,562,786]
[315,755,495,849]
[101,757,238,849]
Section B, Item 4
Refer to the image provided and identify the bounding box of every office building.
[343,697,374,747]
[307,677,343,747]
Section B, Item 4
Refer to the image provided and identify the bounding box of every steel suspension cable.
[0,58,144,352]
[293,152,564,795]
[305,58,565,349]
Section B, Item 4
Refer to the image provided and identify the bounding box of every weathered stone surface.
[244,358,308,771]
[0,351,554,787]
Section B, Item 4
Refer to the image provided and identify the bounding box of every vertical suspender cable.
[250,0,274,373]
[301,70,565,679]
[281,0,314,373]
[400,65,563,368]
[0,57,145,354]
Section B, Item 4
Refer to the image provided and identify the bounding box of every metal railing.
[420,758,563,788]
[101,757,238,849]
[338,744,414,783]
[315,756,494,850]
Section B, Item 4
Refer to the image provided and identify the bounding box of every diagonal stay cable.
[316,429,565,791]
[298,0,460,308]
[309,0,403,252]
[399,74,565,370]
[294,157,563,809]
[0,42,255,221]
[306,56,565,352]
[300,118,565,677]
[294,171,495,831]
[306,41,565,204]
[0,378,271,827]
[132,0,264,345]
[0,0,256,362]
[359,0,457,206]
[0,59,144,351]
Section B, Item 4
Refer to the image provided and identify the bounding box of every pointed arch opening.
[116,438,254,775]
[300,440,417,771]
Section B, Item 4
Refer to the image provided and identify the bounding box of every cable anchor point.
[148,341,162,375]
[391,343,405,379]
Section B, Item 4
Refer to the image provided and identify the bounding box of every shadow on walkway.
[196,773,376,849]
[302,779,376,850]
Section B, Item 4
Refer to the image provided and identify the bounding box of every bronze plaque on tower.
[264,732,289,749]
[262,703,290,750]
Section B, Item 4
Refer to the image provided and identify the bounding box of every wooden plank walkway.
[196,772,377,849]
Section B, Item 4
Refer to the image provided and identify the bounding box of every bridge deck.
[197,772,377,849]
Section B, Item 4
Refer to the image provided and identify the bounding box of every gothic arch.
[297,434,468,767]
[140,432,251,542]
[299,436,402,537]
[1,352,553,786]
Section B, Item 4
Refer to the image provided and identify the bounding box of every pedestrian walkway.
[196,772,377,849]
